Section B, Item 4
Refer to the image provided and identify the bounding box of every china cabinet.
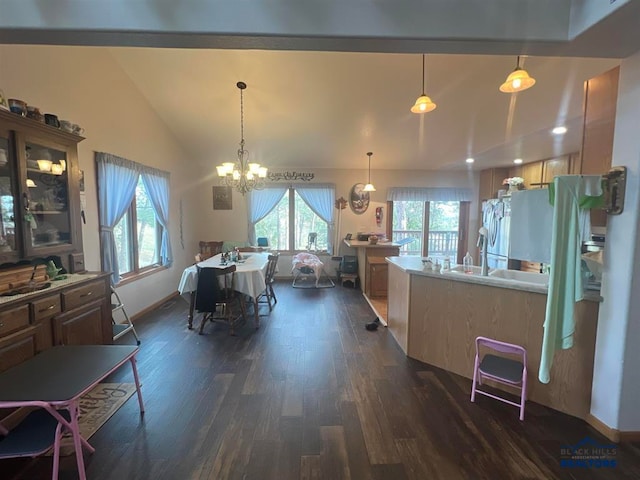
[0,108,83,269]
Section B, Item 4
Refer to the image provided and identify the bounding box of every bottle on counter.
[463,252,473,273]
[443,256,451,272]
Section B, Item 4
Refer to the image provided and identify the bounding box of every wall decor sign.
[349,183,370,215]
[213,186,232,210]
[268,171,315,182]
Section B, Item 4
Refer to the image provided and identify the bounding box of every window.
[113,176,162,277]
[97,152,172,285]
[255,187,330,252]
[392,200,469,263]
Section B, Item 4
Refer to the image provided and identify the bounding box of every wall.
[0,45,201,316]
[198,167,479,277]
[590,49,640,432]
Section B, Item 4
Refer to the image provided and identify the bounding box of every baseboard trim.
[131,291,179,322]
[585,414,640,443]
[586,413,620,442]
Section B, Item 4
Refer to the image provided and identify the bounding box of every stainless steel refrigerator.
[482,198,511,269]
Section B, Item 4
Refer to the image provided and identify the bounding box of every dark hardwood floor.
[3,281,640,479]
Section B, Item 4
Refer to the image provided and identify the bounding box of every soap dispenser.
[463,252,474,273]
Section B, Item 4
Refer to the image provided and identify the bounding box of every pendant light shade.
[363,152,376,192]
[499,56,536,93]
[411,54,437,114]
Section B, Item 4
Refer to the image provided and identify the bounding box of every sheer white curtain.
[296,184,335,254]
[96,152,140,285]
[247,187,287,244]
[141,169,173,268]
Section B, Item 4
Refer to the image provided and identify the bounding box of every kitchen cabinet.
[368,258,389,298]
[0,273,111,373]
[581,66,619,227]
[0,109,84,271]
[521,161,543,189]
[542,155,571,184]
[343,239,400,299]
[479,167,509,201]
[581,67,618,176]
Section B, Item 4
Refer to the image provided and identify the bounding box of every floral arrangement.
[502,177,524,187]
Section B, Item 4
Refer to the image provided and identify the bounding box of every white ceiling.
[109,48,618,171]
[1,0,635,172]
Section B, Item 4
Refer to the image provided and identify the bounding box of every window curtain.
[296,184,335,254]
[247,187,287,244]
[387,187,472,202]
[96,152,140,285]
[141,169,173,268]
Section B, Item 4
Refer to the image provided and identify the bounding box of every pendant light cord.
[421,54,426,95]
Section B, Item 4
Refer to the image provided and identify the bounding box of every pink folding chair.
[0,401,93,480]
[470,336,528,421]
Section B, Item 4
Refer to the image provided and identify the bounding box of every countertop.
[344,239,401,248]
[0,272,102,306]
[386,256,602,302]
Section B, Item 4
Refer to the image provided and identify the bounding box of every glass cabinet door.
[0,129,19,261]
[24,140,72,253]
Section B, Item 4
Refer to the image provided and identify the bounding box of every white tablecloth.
[177,252,269,299]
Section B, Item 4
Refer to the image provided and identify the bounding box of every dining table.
[177,252,270,329]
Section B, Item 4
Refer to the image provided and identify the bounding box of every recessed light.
[465,158,475,164]
[552,126,567,135]
[513,158,523,164]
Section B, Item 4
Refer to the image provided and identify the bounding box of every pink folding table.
[0,345,144,480]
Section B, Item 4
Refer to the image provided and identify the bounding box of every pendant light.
[411,54,437,114]
[363,152,376,192]
[499,56,536,93]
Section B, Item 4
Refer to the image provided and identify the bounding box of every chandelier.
[216,81,268,195]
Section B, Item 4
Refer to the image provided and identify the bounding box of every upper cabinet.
[0,109,84,267]
[581,66,619,176]
[479,167,509,201]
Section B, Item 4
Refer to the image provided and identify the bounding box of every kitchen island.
[387,256,599,419]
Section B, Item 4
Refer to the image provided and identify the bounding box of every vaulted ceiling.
[1,0,637,171]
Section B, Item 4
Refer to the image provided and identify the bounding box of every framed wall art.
[349,183,370,215]
[213,186,232,210]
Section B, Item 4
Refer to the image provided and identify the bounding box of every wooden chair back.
[199,241,224,259]
[265,253,280,284]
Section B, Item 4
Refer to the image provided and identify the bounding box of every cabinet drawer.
[0,326,38,373]
[62,280,107,312]
[30,294,62,322]
[0,305,30,337]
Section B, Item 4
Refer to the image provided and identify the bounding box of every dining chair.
[470,336,528,421]
[0,402,79,480]
[195,265,247,335]
[199,241,224,260]
[256,253,280,312]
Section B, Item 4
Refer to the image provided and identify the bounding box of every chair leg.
[470,355,479,402]
[519,371,527,421]
[269,284,277,305]
[52,422,63,480]
[198,312,209,335]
